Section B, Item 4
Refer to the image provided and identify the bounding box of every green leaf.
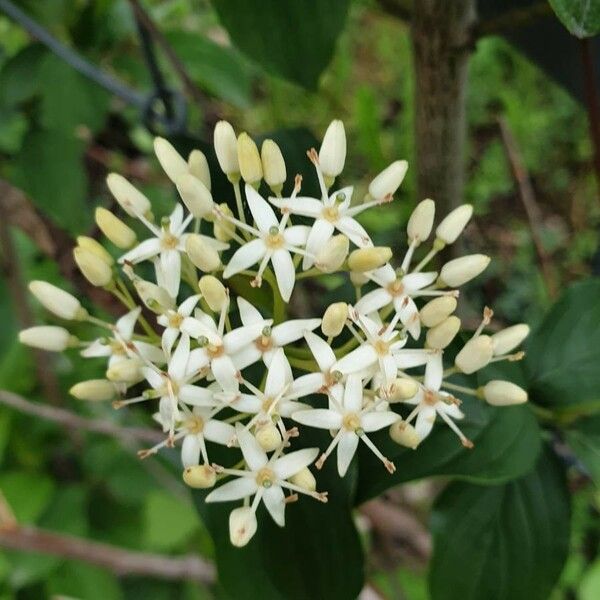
[0,471,55,523]
[46,562,123,600]
[524,278,600,412]
[429,446,571,600]
[549,0,600,38]
[211,0,351,88]
[579,559,600,600]
[0,44,46,109]
[565,415,600,485]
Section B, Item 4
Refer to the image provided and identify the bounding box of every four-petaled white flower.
[157,294,201,356]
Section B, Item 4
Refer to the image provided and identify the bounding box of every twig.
[0,524,215,583]
[497,116,557,298]
[473,2,552,40]
[0,390,163,445]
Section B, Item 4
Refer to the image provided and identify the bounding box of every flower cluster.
[20,120,530,547]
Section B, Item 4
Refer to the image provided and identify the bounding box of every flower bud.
[70,379,117,401]
[185,234,221,272]
[237,132,263,185]
[134,279,174,313]
[419,296,457,328]
[389,420,420,449]
[350,271,369,287]
[261,139,286,193]
[491,324,530,356]
[319,120,346,180]
[176,173,214,218]
[407,198,435,244]
[182,464,217,489]
[255,423,281,452]
[214,120,239,177]
[106,173,151,217]
[426,316,461,349]
[439,254,490,287]
[322,302,348,337]
[199,275,227,312]
[188,149,211,190]
[29,281,86,320]
[436,204,473,244]
[347,247,392,273]
[368,160,408,200]
[228,507,257,547]
[73,247,113,287]
[106,358,142,383]
[19,326,74,351]
[214,203,235,242]
[386,378,419,402]
[154,137,188,183]
[482,380,528,406]
[289,467,316,492]
[315,234,349,273]
[76,236,114,266]
[95,207,136,249]
[455,335,494,374]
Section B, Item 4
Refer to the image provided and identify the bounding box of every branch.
[0,524,215,583]
[473,2,552,40]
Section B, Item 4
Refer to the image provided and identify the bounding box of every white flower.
[156,295,201,356]
[231,298,320,369]
[292,374,398,476]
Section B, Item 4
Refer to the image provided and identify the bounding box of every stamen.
[359,432,396,473]
[315,430,343,470]
[438,410,473,448]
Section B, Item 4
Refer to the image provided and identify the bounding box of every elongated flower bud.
[229,507,257,547]
[237,132,262,185]
[70,379,117,401]
[491,324,530,356]
[214,120,239,177]
[188,149,211,190]
[19,326,74,351]
[436,204,473,244]
[439,254,490,287]
[261,139,286,193]
[73,247,113,287]
[255,423,281,452]
[183,464,216,489]
[29,281,86,320]
[106,173,151,217]
[322,302,348,337]
[426,316,461,349]
[455,335,494,374]
[134,279,174,313]
[482,380,528,406]
[389,420,420,449]
[348,247,392,272]
[289,467,316,492]
[420,296,457,328]
[386,378,419,402]
[350,271,369,286]
[199,275,227,311]
[154,137,188,183]
[407,198,435,244]
[76,236,114,266]
[185,234,221,272]
[176,173,214,218]
[106,358,142,383]
[315,234,349,273]
[214,203,235,242]
[368,160,408,201]
[319,120,346,180]
[95,207,136,249]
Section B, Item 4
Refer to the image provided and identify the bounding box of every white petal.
[273,319,320,347]
[283,225,310,247]
[273,448,319,480]
[181,434,201,467]
[278,399,310,417]
[330,186,353,210]
[134,341,165,364]
[394,349,431,369]
[119,237,161,263]
[116,307,141,340]
[205,477,258,503]
[264,349,289,397]
[271,249,295,302]
[336,216,371,247]
[424,352,443,391]
[395,296,420,339]
[204,419,236,444]
[292,408,342,430]
[231,345,263,370]
[160,250,181,298]
[161,327,179,356]
[369,264,396,285]
[270,196,323,218]
[304,331,336,372]
[168,333,190,382]
[337,431,359,476]
[380,354,397,385]
[343,374,363,412]
[334,344,378,375]
[169,203,184,232]
[186,348,209,374]
[437,400,464,420]
[178,294,201,317]
[235,422,268,470]
[354,288,391,316]
[415,405,436,440]
[179,384,216,406]
[262,485,286,527]
[245,184,278,233]
[211,355,239,392]
[229,394,262,414]
[81,339,111,358]
[303,218,334,269]
[224,322,268,354]
[402,271,438,292]
[223,239,266,278]
[290,372,325,398]
[361,411,398,432]
[143,367,164,390]
[237,297,264,326]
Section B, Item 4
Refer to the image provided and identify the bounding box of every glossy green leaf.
[0,471,55,523]
[549,0,600,38]
[429,447,571,600]
[0,44,46,109]
[565,415,600,485]
[211,0,351,88]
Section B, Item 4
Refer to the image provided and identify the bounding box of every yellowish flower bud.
[237,132,263,185]
[455,335,494,374]
[261,139,286,193]
[386,377,419,402]
[214,120,239,177]
[439,254,490,287]
[95,207,137,249]
[389,420,420,449]
[482,380,528,406]
[214,203,236,242]
[436,204,473,244]
[491,324,530,356]
[426,316,461,349]
[419,296,457,328]
[153,137,188,183]
[350,271,369,286]
[229,507,257,547]
[199,275,227,311]
[70,379,117,401]
[319,120,346,180]
[106,358,142,383]
[183,464,217,489]
[407,198,435,244]
[347,247,392,273]
[76,236,114,266]
[176,173,214,218]
[289,467,317,492]
[315,234,349,273]
[322,302,348,337]
[368,160,408,200]
[106,173,151,217]
[73,247,113,287]
[188,149,211,191]
[134,279,174,313]
[19,326,74,352]
[255,423,281,452]
[29,281,86,320]
[185,234,221,272]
